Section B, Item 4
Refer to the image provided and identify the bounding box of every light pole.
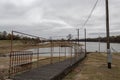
[105,0,112,69]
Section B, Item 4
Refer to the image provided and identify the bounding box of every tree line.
[0,31,38,40]
[0,31,40,45]
[80,35,120,43]
[0,31,10,40]
[0,31,120,43]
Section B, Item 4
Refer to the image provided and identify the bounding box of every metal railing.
[8,31,86,78]
[9,51,33,77]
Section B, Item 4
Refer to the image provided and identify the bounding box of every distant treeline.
[79,35,120,43]
[0,31,39,40]
[0,31,120,43]
[0,31,40,45]
[0,31,11,40]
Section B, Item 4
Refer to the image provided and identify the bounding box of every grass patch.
[63,53,120,80]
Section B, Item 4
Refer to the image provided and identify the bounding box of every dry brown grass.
[63,53,120,80]
[0,40,36,54]
[0,40,83,54]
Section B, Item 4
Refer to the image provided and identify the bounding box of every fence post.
[71,46,72,64]
[37,48,39,67]
[74,45,77,61]
[50,37,53,64]
[9,30,13,78]
[59,41,60,62]
[65,46,66,60]
[84,28,87,57]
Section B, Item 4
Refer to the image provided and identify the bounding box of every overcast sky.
[0,0,120,39]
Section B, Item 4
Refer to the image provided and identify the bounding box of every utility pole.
[98,34,101,54]
[77,29,79,57]
[105,0,112,69]
[50,37,53,64]
[77,29,80,45]
[37,38,40,67]
[84,28,87,57]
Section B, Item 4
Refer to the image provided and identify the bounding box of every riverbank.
[0,40,81,54]
[63,53,120,80]
[0,40,39,54]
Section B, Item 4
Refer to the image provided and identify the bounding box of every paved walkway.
[13,54,85,80]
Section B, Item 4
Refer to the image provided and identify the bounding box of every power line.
[82,0,99,28]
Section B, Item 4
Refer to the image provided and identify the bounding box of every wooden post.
[71,46,72,64]
[98,35,101,54]
[9,30,13,78]
[37,39,39,67]
[65,46,66,60]
[59,42,60,62]
[76,29,79,58]
[11,31,13,52]
[105,0,112,69]
[84,28,87,57]
[50,37,53,64]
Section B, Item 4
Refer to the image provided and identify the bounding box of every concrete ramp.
[13,55,85,80]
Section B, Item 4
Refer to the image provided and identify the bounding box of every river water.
[27,47,75,57]
[26,42,120,57]
[81,42,120,52]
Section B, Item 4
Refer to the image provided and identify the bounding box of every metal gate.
[9,51,33,77]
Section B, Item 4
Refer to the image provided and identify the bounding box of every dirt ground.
[63,53,120,80]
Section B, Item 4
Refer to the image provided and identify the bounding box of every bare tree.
[66,34,72,40]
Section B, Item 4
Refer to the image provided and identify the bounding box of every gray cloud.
[0,0,120,39]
